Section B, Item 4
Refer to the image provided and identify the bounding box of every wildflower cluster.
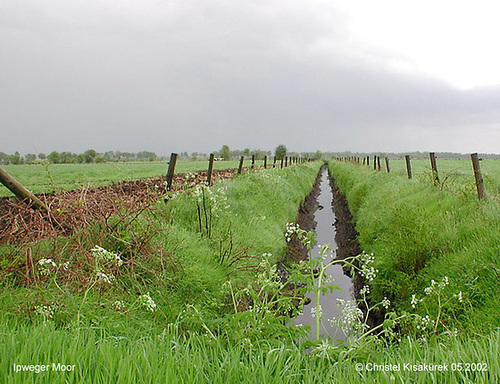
[406,275,466,338]
[96,271,115,285]
[37,258,57,275]
[194,184,230,215]
[285,222,315,250]
[358,252,378,282]
[34,304,56,322]
[424,276,449,295]
[112,300,126,311]
[331,299,367,335]
[90,245,123,285]
[140,293,157,312]
[91,245,123,267]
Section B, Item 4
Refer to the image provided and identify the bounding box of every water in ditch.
[293,169,355,341]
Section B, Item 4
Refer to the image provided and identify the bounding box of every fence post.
[0,166,48,210]
[385,157,390,172]
[207,153,215,186]
[280,158,284,168]
[238,156,244,174]
[471,153,487,200]
[429,152,439,185]
[377,156,381,171]
[264,155,267,169]
[373,156,377,170]
[273,156,277,168]
[251,155,255,169]
[405,155,412,179]
[165,152,178,192]
[285,157,288,167]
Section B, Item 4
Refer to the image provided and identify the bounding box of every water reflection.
[293,170,355,341]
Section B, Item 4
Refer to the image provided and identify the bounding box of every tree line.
[0,150,164,165]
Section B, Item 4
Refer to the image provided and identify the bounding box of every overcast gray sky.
[2,0,500,155]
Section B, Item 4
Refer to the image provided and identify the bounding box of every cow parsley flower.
[140,293,157,312]
[38,258,57,275]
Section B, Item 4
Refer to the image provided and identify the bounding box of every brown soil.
[0,169,238,245]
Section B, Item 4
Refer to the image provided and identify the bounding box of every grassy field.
[1,159,499,382]
[387,158,500,200]
[0,159,253,197]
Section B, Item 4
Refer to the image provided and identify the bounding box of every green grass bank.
[328,160,500,333]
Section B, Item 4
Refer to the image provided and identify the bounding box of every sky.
[2,0,500,156]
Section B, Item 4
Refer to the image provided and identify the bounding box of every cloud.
[1,0,499,155]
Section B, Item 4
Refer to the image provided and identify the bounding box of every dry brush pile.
[0,169,237,245]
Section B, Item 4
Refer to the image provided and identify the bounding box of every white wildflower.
[91,245,123,267]
[34,304,55,322]
[311,305,322,319]
[112,300,126,311]
[360,285,370,296]
[38,258,57,275]
[96,271,115,284]
[381,297,391,309]
[140,293,157,312]
[411,294,418,309]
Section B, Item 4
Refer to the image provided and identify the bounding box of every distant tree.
[25,153,37,163]
[0,152,9,164]
[313,150,323,160]
[243,148,250,156]
[38,153,46,160]
[254,150,267,160]
[219,145,231,160]
[83,149,98,163]
[47,151,60,164]
[9,151,24,164]
[59,151,77,163]
[275,145,287,160]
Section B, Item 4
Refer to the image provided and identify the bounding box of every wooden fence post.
[251,155,255,169]
[385,157,390,173]
[373,156,377,170]
[280,158,284,168]
[0,166,48,210]
[264,155,267,169]
[377,156,381,171]
[238,156,244,174]
[471,153,487,200]
[165,153,178,192]
[285,157,288,167]
[207,153,215,186]
[429,152,439,185]
[405,155,412,179]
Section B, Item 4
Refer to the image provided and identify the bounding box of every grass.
[1,320,498,383]
[386,158,500,201]
[328,160,500,329]
[0,163,323,376]
[0,159,260,197]
[1,159,500,382]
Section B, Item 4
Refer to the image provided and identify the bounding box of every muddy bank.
[284,165,324,263]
